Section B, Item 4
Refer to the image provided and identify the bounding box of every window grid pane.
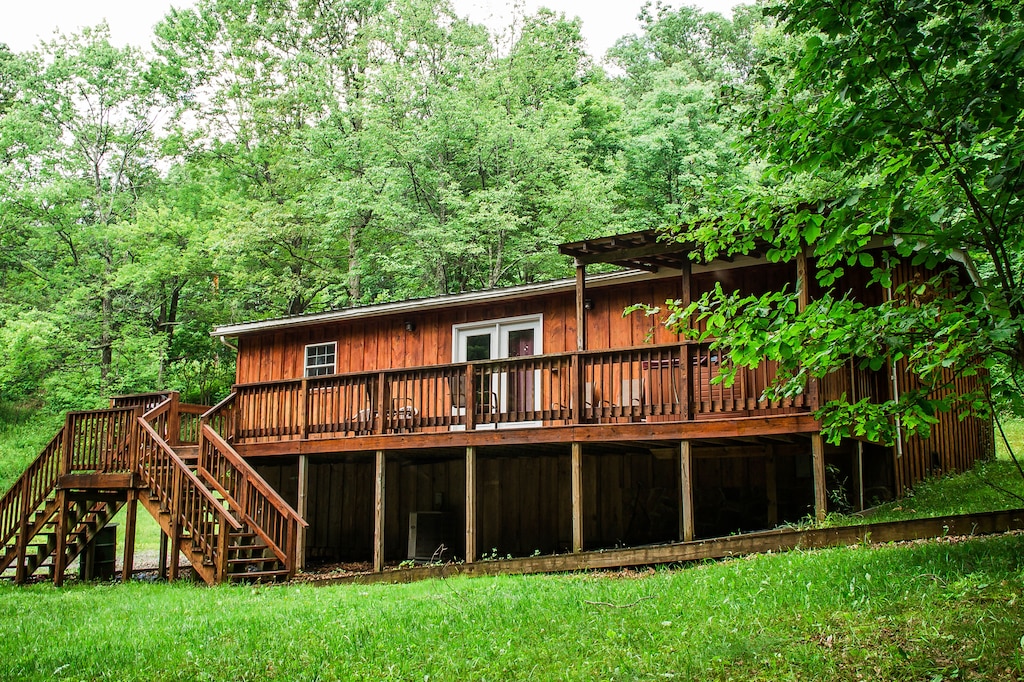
[305,343,337,377]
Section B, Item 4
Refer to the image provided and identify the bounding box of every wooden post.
[855,440,865,512]
[465,446,477,563]
[299,378,309,440]
[575,260,586,352]
[158,530,168,580]
[52,490,68,587]
[812,433,827,522]
[679,440,694,542]
[571,442,583,553]
[14,476,31,584]
[375,372,388,435]
[296,455,309,570]
[680,259,693,421]
[168,468,182,582]
[464,364,476,431]
[373,450,386,572]
[62,412,74,475]
[571,354,584,425]
[217,514,231,582]
[796,250,820,410]
[680,343,693,421]
[765,447,778,526]
[121,489,138,582]
[168,392,181,446]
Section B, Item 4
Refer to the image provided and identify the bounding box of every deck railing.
[214,342,814,444]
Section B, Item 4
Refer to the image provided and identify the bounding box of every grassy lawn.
[0,533,1021,680]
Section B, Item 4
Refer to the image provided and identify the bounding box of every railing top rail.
[109,391,176,400]
[202,424,308,527]
[137,418,242,531]
[201,392,236,420]
[66,406,143,418]
[142,398,173,422]
[231,341,711,392]
[179,403,210,414]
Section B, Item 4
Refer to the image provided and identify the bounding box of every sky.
[2,0,741,59]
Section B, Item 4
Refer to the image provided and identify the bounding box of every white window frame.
[304,341,337,377]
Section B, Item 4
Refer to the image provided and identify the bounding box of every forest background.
[1,0,1021,452]
[0,0,767,410]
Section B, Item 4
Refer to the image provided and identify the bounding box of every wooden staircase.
[0,392,306,585]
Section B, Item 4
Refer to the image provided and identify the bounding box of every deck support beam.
[373,450,386,572]
[158,530,168,580]
[465,446,477,563]
[571,442,583,552]
[169,469,182,582]
[854,440,865,512]
[679,440,694,542]
[52,490,68,587]
[766,447,778,526]
[812,433,827,522]
[296,454,309,570]
[121,489,138,582]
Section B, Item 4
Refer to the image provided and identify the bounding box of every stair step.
[226,569,288,582]
[227,557,277,565]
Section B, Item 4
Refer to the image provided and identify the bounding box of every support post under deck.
[52,490,68,587]
[465,446,477,563]
[812,433,827,522]
[297,455,309,571]
[121,489,138,582]
[373,450,386,572]
[680,440,694,542]
[571,442,583,553]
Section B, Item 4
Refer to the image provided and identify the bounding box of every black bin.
[80,523,117,581]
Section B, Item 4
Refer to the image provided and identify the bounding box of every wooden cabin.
[204,230,991,571]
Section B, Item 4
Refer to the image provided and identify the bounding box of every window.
[304,342,337,377]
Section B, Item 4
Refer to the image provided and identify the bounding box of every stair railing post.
[14,475,31,584]
[61,412,74,476]
[168,392,181,447]
[217,511,230,583]
[168,465,182,582]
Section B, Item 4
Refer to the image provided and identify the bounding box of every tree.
[0,26,164,406]
[660,0,1024,446]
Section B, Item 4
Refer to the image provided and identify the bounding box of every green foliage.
[658,0,1024,443]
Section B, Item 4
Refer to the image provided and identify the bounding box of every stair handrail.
[198,423,307,573]
[134,415,242,577]
[200,392,237,442]
[0,429,64,555]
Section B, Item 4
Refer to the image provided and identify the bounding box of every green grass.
[1,409,1023,680]
[0,533,1022,680]
[0,405,62,492]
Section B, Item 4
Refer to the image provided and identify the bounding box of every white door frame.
[452,314,543,429]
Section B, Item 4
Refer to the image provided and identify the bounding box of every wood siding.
[234,262,802,385]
